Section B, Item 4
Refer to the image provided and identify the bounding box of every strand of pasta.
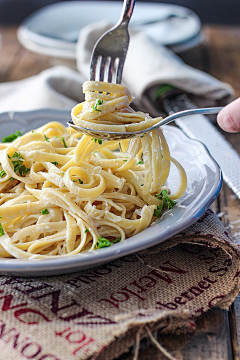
[0,81,187,259]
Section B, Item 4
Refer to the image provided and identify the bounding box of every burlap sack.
[0,209,239,360]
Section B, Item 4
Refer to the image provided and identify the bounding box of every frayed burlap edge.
[90,233,240,360]
[95,310,194,360]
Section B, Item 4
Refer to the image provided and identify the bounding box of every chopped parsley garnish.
[41,208,49,215]
[62,172,65,176]
[92,138,102,145]
[84,229,89,233]
[153,207,162,218]
[62,137,67,148]
[95,236,121,249]
[136,161,144,165]
[92,98,103,112]
[73,179,83,184]
[51,162,59,165]
[113,238,121,243]
[10,152,30,177]
[11,152,22,160]
[44,134,50,142]
[0,170,6,177]
[0,222,4,236]
[123,159,127,162]
[2,130,22,143]
[153,189,177,217]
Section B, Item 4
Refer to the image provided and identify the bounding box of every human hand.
[217,97,240,133]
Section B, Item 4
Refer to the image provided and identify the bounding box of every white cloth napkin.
[0,20,234,112]
[0,66,85,112]
[77,21,234,107]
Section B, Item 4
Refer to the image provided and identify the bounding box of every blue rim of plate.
[0,109,222,276]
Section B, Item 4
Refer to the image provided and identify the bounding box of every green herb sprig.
[92,138,102,145]
[10,152,30,177]
[2,131,22,143]
[154,189,177,217]
[62,137,67,148]
[0,170,6,178]
[95,236,121,249]
[41,208,49,215]
[0,222,4,236]
[92,98,103,112]
[73,179,83,184]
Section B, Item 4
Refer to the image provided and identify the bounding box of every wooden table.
[0,25,240,360]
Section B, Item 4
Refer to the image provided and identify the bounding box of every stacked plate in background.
[17,0,202,66]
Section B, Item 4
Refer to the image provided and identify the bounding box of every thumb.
[217,97,240,133]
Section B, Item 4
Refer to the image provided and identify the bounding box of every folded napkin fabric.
[77,21,234,109]
[0,66,86,112]
[0,210,239,360]
[0,21,234,113]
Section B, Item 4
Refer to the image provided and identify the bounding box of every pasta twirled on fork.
[0,81,187,259]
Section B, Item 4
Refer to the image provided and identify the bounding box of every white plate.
[0,109,222,276]
[17,1,202,59]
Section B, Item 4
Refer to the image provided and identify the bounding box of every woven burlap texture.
[0,209,239,360]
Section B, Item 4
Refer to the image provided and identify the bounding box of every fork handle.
[119,0,136,24]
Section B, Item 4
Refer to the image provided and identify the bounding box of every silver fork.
[89,0,136,83]
[68,1,222,140]
[69,107,223,140]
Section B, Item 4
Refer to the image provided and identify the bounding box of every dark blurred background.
[0,0,239,25]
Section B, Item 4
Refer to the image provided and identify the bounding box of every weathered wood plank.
[199,26,240,360]
[229,301,239,360]
[0,26,53,82]
[218,181,240,245]
[203,26,240,98]
[0,27,22,81]
[116,308,232,360]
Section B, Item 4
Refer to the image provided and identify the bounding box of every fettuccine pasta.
[0,81,187,259]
